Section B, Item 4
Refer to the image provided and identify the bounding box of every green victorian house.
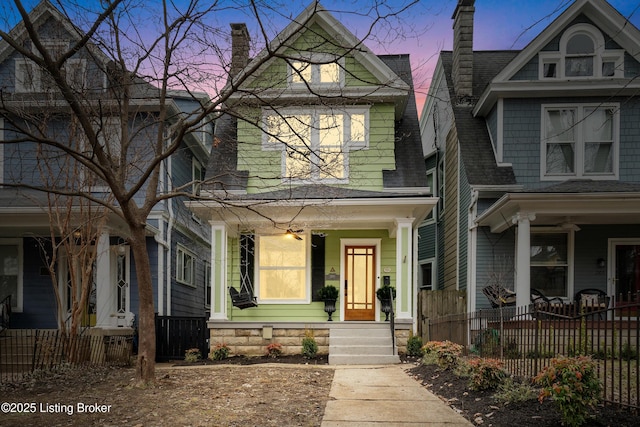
[188,2,435,363]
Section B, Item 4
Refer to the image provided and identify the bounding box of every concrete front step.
[328,324,398,365]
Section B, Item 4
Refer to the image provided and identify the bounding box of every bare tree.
[0,0,422,382]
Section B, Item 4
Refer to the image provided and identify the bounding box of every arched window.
[539,24,623,79]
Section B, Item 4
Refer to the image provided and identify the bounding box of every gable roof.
[440,51,518,187]
[474,0,640,115]
[225,1,409,103]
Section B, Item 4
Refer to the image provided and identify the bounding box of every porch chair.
[229,286,258,309]
[482,284,516,308]
[530,288,564,318]
[574,288,610,319]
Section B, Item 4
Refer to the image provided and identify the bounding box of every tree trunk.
[128,222,156,383]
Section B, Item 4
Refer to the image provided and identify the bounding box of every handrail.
[388,287,395,355]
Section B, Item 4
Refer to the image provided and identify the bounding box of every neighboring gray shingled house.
[187,1,436,360]
[420,0,640,312]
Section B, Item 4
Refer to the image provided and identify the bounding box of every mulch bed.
[404,356,639,427]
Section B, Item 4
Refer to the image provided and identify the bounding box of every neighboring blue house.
[0,1,211,333]
[420,0,640,311]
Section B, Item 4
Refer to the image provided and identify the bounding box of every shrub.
[209,343,230,361]
[316,285,339,300]
[301,330,318,359]
[266,342,283,358]
[421,340,463,370]
[467,358,507,391]
[494,378,538,404]
[621,341,638,361]
[406,334,423,357]
[184,348,201,363]
[534,356,602,427]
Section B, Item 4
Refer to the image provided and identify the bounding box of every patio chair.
[482,284,516,308]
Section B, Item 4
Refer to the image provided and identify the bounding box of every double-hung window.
[176,245,195,287]
[530,231,572,298]
[542,104,618,180]
[0,239,22,312]
[257,234,309,303]
[289,54,343,87]
[263,107,368,183]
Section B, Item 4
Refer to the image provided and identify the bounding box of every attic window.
[539,24,623,80]
[288,54,343,87]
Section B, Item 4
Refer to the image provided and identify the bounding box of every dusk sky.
[6,0,640,114]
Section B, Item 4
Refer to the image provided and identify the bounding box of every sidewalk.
[321,364,473,426]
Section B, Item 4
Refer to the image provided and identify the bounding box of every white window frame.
[255,233,311,304]
[192,157,203,195]
[176,245,196,288]
[261,107,369,184]
[540,103,619,181]
[539,24,624,80]
[288,54,345,88]
[0,238,23,312]
[529,228,574,300]
[421,168,436,225]
[15,58,40,93]
[204,261,211,309]
[419,259,436,290]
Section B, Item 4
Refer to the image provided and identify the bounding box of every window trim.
[255,233,311,304]
[15,58,40,93]
[419,259,436,290]
[540,103,619,181]
[204,260,211,309]
[539,24,624,80]
[176,244,196,288]
[261,107,370,184]
[421,168,436,225]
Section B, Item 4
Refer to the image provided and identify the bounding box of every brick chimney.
[230,23,250,78]
[452,0,474,98]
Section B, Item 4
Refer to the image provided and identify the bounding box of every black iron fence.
[0,329,133,384]
[428,292,640,409]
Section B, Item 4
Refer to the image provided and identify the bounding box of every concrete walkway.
[321,365,473,426]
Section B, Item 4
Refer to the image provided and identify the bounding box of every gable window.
[263,107,368,183]
[176,245,196,287]
[539,24,623,80]
[257,234,309,303]
[289,54,343,87]
[541,104,618,180]
[192,158,203,195]
[0,239,22,312]
[530,231,572,299]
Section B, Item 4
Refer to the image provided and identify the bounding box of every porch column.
[95,232,114,328]
[395,218,414,320]
[210,221,228,320]
[513,213,536,308]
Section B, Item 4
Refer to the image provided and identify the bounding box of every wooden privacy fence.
[428,292,640,409]
[0,329,133,384]
[418,289,466,342]
[155,315,208,362]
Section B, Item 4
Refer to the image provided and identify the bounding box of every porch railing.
[0,329,133,384]
[428,291,640,409]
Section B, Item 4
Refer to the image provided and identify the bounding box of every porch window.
[263,107,369,183]
[257,234,309,303]
[542,104,618,180]
[0,239,22,312]
[530,232,569,298]
[176,245,196,287]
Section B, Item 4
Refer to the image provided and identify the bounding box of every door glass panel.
[615,245,640,296]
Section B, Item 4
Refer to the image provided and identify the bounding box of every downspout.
[166,154,175,316]
[468,189,479,316]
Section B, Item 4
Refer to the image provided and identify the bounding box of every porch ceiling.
[187,196,436,234]
[477,192,640,233]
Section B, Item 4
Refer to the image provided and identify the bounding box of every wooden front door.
[344,246,376,321]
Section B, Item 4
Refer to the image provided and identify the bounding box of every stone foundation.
[209,321,414,357]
